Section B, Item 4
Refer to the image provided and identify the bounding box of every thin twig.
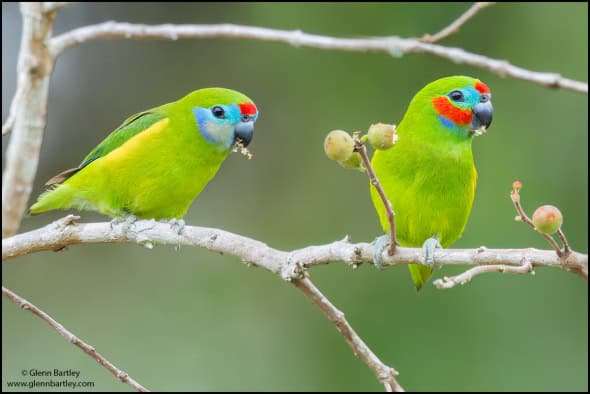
[354,138,397,255]
[2,286,149,392]
[3,216,587,281]
[433,258,534,289]
[47,22,587,94]
[556,228,571,257]
[510,185,563,257]
[292,277,404,392]
[421,2,494,43]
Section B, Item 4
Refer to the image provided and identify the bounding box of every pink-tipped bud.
[324,130,354,162]
[532,205,563,234]
[368,123,397,150]
[512,180,522,191]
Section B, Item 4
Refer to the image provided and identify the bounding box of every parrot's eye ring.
[479,94,490,103]
[449,90,464,102]
[211,106,226,119]
[241,115,251,122]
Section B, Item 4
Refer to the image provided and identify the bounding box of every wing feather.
[45,109,168,186]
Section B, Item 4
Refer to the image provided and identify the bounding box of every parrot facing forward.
[30,88,259,220]
[370,76,493,290]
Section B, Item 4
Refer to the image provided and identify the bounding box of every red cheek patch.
[475,81,490,94]
[431,97,472,125]
[239,102,257,115]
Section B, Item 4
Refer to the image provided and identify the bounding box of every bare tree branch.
[3,215,587,281]
[42,2,76,13]
[433,258,534,289]
[2,286,149,392]
[421,2,494,43]
[292,277,404,392]
[48,21,587,94]
[2,3,56,238]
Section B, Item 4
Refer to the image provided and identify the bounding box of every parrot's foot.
[165,218,185,235]
[422,236,442,268]
[110,214,138,233]
[371,234,391,270]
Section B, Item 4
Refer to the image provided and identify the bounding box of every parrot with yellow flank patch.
[370,76,493,289]
[30,88,258,221]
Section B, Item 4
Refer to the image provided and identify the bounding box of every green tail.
[29,185,76,215]
[408,263,433,291]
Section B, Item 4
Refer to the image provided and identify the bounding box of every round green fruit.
[324,130,354,162]
[532,205,563,234]
[368,123,397,150]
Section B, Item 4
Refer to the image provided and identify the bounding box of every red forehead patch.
[239,102,257,115]
[475,81,490,94]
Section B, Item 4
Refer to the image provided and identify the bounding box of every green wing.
[45,109,168,186]
[80,110,167,167]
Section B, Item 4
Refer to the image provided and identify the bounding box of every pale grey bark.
[2,3,56,237]
[48,21,587,94]
[4,215,587,281]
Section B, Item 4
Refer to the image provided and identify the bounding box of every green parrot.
[370,76,493,289]
[30,88,259,220]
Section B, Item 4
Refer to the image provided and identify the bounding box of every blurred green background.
[2,2,587,392]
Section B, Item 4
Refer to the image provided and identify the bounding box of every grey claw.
[372,235,390,270]
[422,236,442,267]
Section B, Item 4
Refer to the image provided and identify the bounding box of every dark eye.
[449,90,464,102]
[211,106,225,119]
[241,115,251,122]
[480,94,490,103]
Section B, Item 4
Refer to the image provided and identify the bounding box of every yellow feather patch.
[100,118,170,165]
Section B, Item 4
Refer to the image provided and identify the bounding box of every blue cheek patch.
[438,115,469,138]
[193,107,222,145]
[438,115,456,129]
[193,107,238,149]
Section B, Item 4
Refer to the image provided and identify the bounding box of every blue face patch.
[193,104,243,149]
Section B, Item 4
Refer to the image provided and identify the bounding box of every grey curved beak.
[234,121,254,147]
[470,100,493,132]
